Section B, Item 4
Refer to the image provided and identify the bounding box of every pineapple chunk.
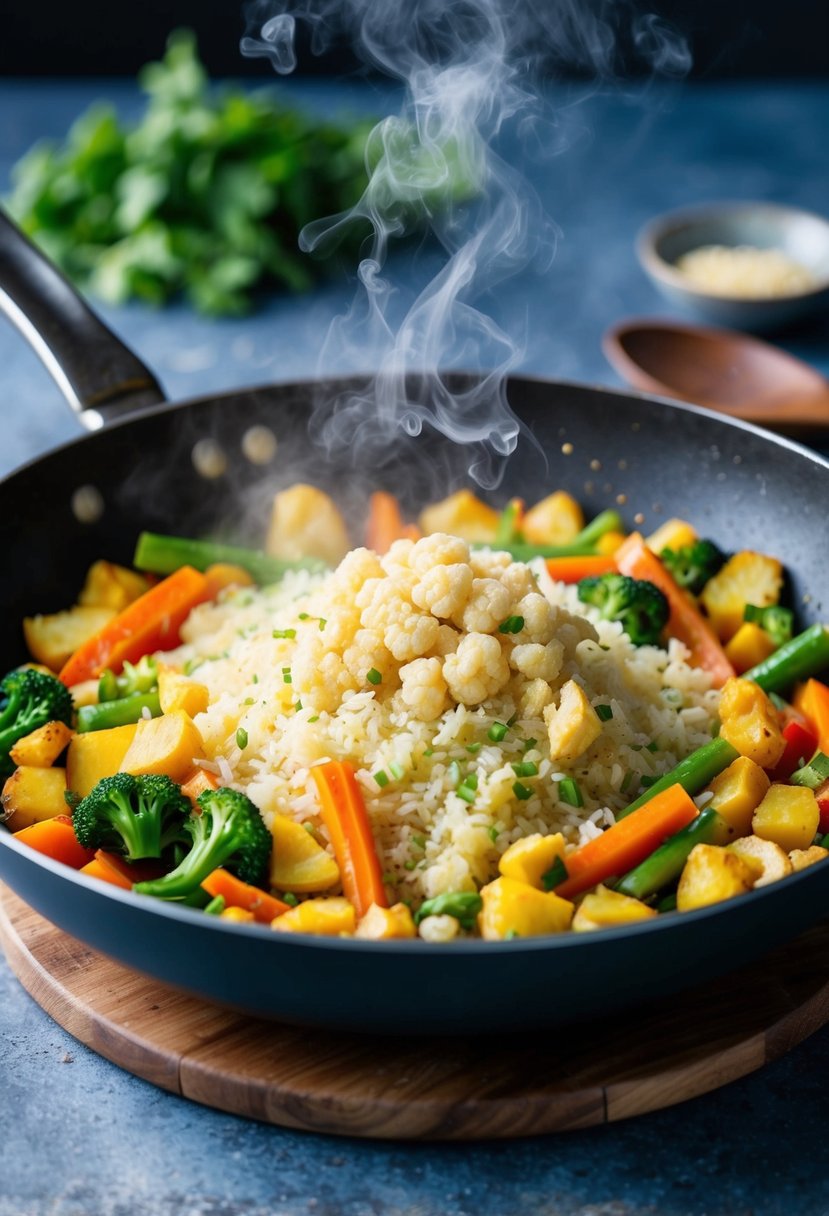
[355,902,417,940]
[701,551,783,642]
[270,897,356,936]
[23,605,116,671]
[646,518,698,554]
[269,813,340,892]
[478,876,574,940]
[2,766,68,830]
[789,845,829,872]
[119,710,205,782]
[728,835,792,887]
[9,720,74,768]
[677,843,758,911]
[498,832,567,889]
[724,622,777,675]
[522,491,584,544]
[751,783,820,853]
[705,756,770,837]
[78,560,149,611]
[718,677,785,769]
[544,680,602,764]
[419,489,500,543]
[66,723,138,798]
[572,885,657,932]
[266,484,350,566]
[157,668,209,718]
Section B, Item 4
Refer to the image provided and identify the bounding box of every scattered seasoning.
[541,856,568,891]
[466,742,482,754]
[282,667,292,684]
[498,615,525,635]
[272,628,296,640]
[282,892,299,907]
[366,667,382,685]
[511,760,538,778]
[558,777,583,807]
[488,721,508,742]
[389,761,405,780]
[512,780,533,801]
[374,770,390,788]
[235,727,248,750]
[488,825,500,843]
[595,704,613,722]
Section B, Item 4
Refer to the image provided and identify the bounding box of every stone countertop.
[1,77,829,1216]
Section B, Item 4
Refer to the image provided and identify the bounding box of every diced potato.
[1,766,68,830]
[23,605,116,671]
[270,897,356,936]
[522,492,584,545]
[701,551,783,642]
[751,783,820,853]
[266,484,350,565]
[544,680,602,764]
[728,835,792,887]
[355,902,417,940]
[498,832,566,889]
[157,668,209,718]
[718,677,786,769]
[705,756,770,837]
[66,723,138,798]
[478,876,574,940]
[572,884,657,932]
[724,622,778,675]
[646,518,698,554]
[677,843,758,911]
[78,560,149,611]
[418,489,500,543]
[119,710,205,782]
[9,720,74,768]
[789,845,829,872]
[269,813,340,893]
[220,906,256,923]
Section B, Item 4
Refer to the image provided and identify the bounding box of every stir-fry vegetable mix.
[4,483,829,941]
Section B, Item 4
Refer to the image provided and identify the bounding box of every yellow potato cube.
[751,784,820,854]
[23,605,116,671]
[789,845,829,872]
[522,491,584,544]
[418,489,500,543]
[1,766,68,830]
[9,720,74,768]
[355,902,417,940]
[78,560,149,611]
[705,756,770,838]
[119,710,205,782]
[157,668,210,718]
[718,677,785,769]
[478,876,574,940]
[66,723,138,798]
[701,551,783,642]
[724,622,778,675]
[646,518,698,555]
[498,832,566,889]
[269,814,340,892]
[266,484,350,566]
[728,835,792,886]
[544,679,602,764]
[270,897,356,936]
[220,906,256,923]
[572,885,657,932]
[677,843,758,911]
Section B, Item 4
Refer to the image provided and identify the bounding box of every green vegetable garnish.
[488,721,508,742]
[272,629,297,640]
[236,728,248,750]
[511,761,538,778]
[558,778,583,808]
[595,704,613,722]
[541,856,569,891]
[512,781,533,801]
[498,615,525,635]
[366,668,382,686]
[414,891,483,930]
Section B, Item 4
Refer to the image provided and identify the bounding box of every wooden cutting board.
[2,882,828,1140]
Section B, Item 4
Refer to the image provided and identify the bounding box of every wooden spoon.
[603,319,829,432]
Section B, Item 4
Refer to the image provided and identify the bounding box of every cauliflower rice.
[170,534,719,917]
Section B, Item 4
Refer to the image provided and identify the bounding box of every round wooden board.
[2,883,829,1140]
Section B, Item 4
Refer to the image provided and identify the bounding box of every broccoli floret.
[98,656,159,703]
[744,603,794,648]
[133,786,272,900]
[73,772,191,861]
[659,540,726,595]
[0,667,73,778]
[577,573,669,646]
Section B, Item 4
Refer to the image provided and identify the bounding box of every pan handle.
[0,209,167,429]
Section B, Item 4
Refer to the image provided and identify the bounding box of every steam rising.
[243,0,689,488]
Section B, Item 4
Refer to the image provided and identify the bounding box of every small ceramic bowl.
[637,202,829,332]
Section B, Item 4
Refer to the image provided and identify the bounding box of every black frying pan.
[1,211,828,1035]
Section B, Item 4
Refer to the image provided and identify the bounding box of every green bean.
[618,736,739,820]
[133,532,327,584]
[744,623,829,694]
[615,808,729,900]
[76,691,161,733]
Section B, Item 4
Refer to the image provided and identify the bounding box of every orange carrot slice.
[59,566,213,687]
[80,851,134,890]
[201,868,290,923]
[793,678,829,755]
[311,760,388,918]
[545,555,618,583]
[615,532,735,687]
[13,815,95,869]
[553,783,699,900]
[366,491,420,554]
[181,766,220,805]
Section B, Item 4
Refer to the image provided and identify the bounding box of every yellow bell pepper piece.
[66,723,138,798]
[676,843,758,912]
[119,710,205,782]
[724,622,777,674]
[718,677,786,769]
[522,491,584,544]
[269,813,340,892]
[751,783,820,853]
[498,832,566,889]
[9,720,74,768]
[1,766,68,831]
[355,902,417,939]
[705,755,770,838]
[478,876,574,940]
[270,897,356,936]
[158,668,210,718]
[646,518,698,554]
[572,884,657,932]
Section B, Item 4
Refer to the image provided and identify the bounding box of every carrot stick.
[311,760,388,918]
[181,766,220,805]
[201,868,290,923]
[553,783,699,900]
[59,566,213,687]
[793,678,829,754]
[545,555,618,583]
[13,815,95,869]
[615,532,735,687]
[366,492,421,554]
[80,851,134,890]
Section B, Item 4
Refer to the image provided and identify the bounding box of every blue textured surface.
[2,77,829,1215]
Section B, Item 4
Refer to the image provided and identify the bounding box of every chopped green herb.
[640,775,658,788]
[507,713,519,727]
[558,777,583,807]
[308,715,319,723]
[282,892,299,907]
[488,825,500,843]
[456,785,476,804]
[595,704,613,722]
[381,871,397,885]
[541,855,569,890]
[414,891,483,930]
[272,628,296,640]
[294,700,302,712]
[389,761,405,780]
[620,770,634,793]
[235,727,249,750]
[523,738,537,752]
[412,834,427,850]
[512,781,533,801]
[645,740,659,753]
[252,674,259,685]
[488,721,508,742]
[282,667,292,684]
[204,895,226,915]
[298,613,310,620]
[366,667,382,685]
[243,697,255,706]
[423,747,434,757]
[466,742,482,754]
[404,860,417,871]
[511,761,538,778]
[303,822,316,834]
[374,770,390,788]
[505,929,520,940]
[498,615,525,635]
[318,618,327,631]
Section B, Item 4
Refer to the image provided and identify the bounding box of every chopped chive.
[282,892,299,907]
[505,929,520,940]
[620,770,634,793]
[424,747,434,757]
[488,721,508,742]
[308,715,319,723]
[640,775,658,788]
[303,822,316,834]
[294,700,302,711]
[404,860,417,871]
[374,770,390,788]
[243,697,255,706]
[318,618,327,631]
[513,780,533,801]
[252,674,259,684]
[272,628,297,639]
[595,704,613,722]
[466,742,482,754]
[488,825,500,843]
[645,740,659,753]
[541,855,569,890]
[282,667,292,684]
[511,761,538,778]
[507,713,519,727]
[204,895,226,915]
[412,834,427,850]
[366,667,382,685]
[498,615,525,635]
[558,777,583,807]
[389,761,404,780]
[456,784,477,804]
[523,738,537,752]
[298,612,310,620]
[235,727,248,750]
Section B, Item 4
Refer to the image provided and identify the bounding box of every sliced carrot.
[311,760,388,919]
[366,491,421,554]
[553,783,699,900]
[793,678,829,755]
[181,766,220,805]
[201,868,290,923]
[59,566,213,687]
[545,555,618,583]
[80,851,133,890]
[614,532,735,687]
[13,815,95,869]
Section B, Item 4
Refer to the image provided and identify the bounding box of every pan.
[1,210,828,1035]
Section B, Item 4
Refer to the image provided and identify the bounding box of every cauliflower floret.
[293,642,357,713]
[342,628,394,686]
[418,914,460,943]
[516,592,559,643]
[459,578,512,634]
[470,549,512,579]
[380,537,417,574]
[517,677,555,718]
[544,679,603,763]
[398,657,449,721]
[430,624,461,656]
[357,579,414,632]
[411,563,474,620]
[509,640,564,683]
[385,610,441,662]
[498,562,538,601]
[410,533,470,573]
[443,633,510,705]
[330,547,385,597]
